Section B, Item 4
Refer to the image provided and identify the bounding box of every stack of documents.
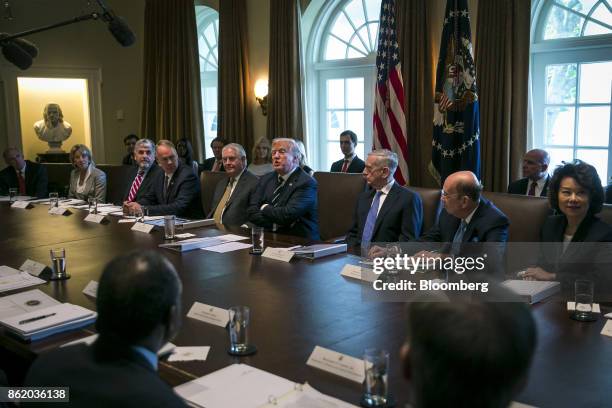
[174,364,358,408]
[145,218,216,230]
[290,244,347,259]
[0,289,59,319]
[0,303,96,341]
[502,280,561,304]
[0,266,46,293]
[0,195,33,202]
[159,237,230,252]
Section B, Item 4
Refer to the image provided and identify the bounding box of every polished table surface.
[0,204,611,408]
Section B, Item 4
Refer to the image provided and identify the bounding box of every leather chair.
[200,171,229,216]
[97,164,133,205]
[314,172,366,242]
[410,186,441,234]
[45,163,73,196]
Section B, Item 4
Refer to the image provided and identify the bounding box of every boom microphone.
[1,41,32,70]
[95,0,136,47]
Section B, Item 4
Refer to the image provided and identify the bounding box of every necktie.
[164,175,171,200]
[361,191,382,247]
[213,179,234,224]
[17,171,26,195]
[451,220,468,255]
[341,159,350,173]
[127,170,145,202]
[271,176,285,206]
[528,181,537,196]
[212,160,221,172]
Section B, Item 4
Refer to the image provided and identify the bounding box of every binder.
[502,280,561,304]
[290,244,348,259]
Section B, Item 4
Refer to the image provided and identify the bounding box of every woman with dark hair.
[68,144,106,202]
[523,160,612,296]
[176,138,199,175]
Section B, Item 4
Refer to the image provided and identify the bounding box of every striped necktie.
[271,176,285,206]
[341,159,350,173]
[127,170,145,202]
[212,178,234,224]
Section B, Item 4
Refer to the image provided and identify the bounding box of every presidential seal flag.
[429,0,480,185]
[373,0,409,185]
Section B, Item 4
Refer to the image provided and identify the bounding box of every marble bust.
[34,103,72,153]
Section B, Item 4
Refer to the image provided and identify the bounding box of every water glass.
[88,197,98,214]
[573,280,596,322]
[228,306,251,354]
[49,192,59,208]
[50,248,69,280]
[251,226,264,254]
[385,244,402,275]
[164,215,176,239]
[362,348,389,407]
[8,188,17,202]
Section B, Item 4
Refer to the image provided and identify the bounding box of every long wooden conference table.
[0,203,611,408]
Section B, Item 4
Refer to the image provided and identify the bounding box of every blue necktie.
[451,220,468,255]
[361,191,382,247]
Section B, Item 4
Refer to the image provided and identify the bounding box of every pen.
[19,313,56,325]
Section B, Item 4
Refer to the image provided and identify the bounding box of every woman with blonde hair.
[248,136,273,176]
[68,144,106,202]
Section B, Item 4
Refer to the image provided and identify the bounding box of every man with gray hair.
[346,149,423,249]
[507,149,550,197]
[209,143,258,226]
[248,138,319,240]
[0,147,48,198]
[122,138,161,205]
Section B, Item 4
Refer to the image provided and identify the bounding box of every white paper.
[0,289,60,319]
[214,234,249,242]
[262,247,295,263]
[306,346,365,384]
[131,222,155,233]
[0,195,32,202]
[187,302,229,327]
[202,242,252,253]
[82,281,98,298]
[11,201,31,209]
[84,213,107,224]
[95,205,123,215]
[48,207,69,215]
[19,259,47,276]
[175,233,196,239]
[273,383,359,408]
[604,312,612,319]
[567,302,601,313]
[0,269,46,293]
[167,346,210,362]
[118,219,136,223]
[0,303,95,335]
[601,320,612,337]
[340,264,378,283]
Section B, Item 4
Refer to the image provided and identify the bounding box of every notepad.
[0,289,60,319]
[0,266,46,293]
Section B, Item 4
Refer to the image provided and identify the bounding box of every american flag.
[373,0,409,185]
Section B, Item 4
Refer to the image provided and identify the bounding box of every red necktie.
[212,160,221,172]
[127,171,144,202]
[17,171,26,195]
[341,159,349,173]
[528,181,537,196]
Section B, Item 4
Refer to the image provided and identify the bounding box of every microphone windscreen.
[1,42,33,70]
[108,16,135,47]
[13,38,38,58]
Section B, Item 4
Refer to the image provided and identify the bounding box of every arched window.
[304,0,381,171]
[531,0,612,184]
[196,6,219,158]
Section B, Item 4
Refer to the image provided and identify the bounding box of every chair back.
[200,171,229,216]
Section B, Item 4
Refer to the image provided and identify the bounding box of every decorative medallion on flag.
[429,0,480,186]
[373,0,409,185]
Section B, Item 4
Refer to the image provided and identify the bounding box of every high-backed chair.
[45,163,73,196]
[483,192,550,242]
[314,172,366,242]
[409,186,441,234]
[97,164,133,205]
[200,171,229,216]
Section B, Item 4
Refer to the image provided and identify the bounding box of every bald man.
[507,149,550,197]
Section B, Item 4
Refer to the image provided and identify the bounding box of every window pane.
[346,77,365,109]
[204,25,216,46]
[591,3,612,26]
[547,147,574,171]
[546,64,577,104]
[349,35,368,55]
[331,12,354,43]
[327,110,345,140]
[327,79,345,109]
[356,142,365,160]
[325,36,347,60]
[370,22,379,46]
[346,110,365,140]
[556,0,598,13]
[364,0,382,22]
[544,5,584,39]
[577,106,610,147]
[545,107,576,145]
[347,47,366,58]
[344,0,366,29]
[579,61,612,103]
[583,21,612,36]
[327,142,340,170]
[356,26,372,53]
[576,149,608,184]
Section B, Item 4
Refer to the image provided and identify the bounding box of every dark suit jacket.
[507,176,549,197]
[248,167,320,240]
[139,163,204,219]
[209,170,259,226]
[24,337,187,408]
[122,163,162,203]
[537,214,612,298]
[0,160,48,198]
[330,156,366,173]
[346,183,423,247]
[122,153,135,166]
[201,157,224,172]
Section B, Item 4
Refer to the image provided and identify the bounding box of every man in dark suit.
[346,149,422,249]
[25,250,187,407]
[330,130,366,173]
[248,138,319,240]
[121,134,138,165]
[122,139,161,206]
[126,140,204,219]
[201,137,226,172]
[0,147,48,198]
[209,143,258,226]
[507,149,550,197]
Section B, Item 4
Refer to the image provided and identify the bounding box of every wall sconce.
[254,79,268,116]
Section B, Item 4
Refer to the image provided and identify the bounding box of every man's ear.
[400,342,412,380]
[164,304,181,343]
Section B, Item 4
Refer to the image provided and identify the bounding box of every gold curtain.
[141,0,204,161]
[267,0,304,141]
[397,0,436,188]
[219,0,254,159]
[476,0,531,192]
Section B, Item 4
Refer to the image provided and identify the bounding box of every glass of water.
[164,215,176,239]
[49,192,59,208]
[8,188,17,203]
[250,226,264,254]
[572,279,596,322]
[228,306,255,355]
[362,348,390,407]
[88,197,98,214]
[49,248,70,280]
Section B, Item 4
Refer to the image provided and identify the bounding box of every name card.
[167,346,211,362]
[82,280,98,298]
[262,247,294,263]
[307,346,365,383]
[11,201,31,209]
[84,213,107,224]
[131,222,155,234]
[340,264,377,283]
[187,302,229,327]
[601,320,612,338]
[49,207,70,215]
[567,302,601,314]
[19,259,47,276]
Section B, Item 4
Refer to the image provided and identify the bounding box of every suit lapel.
[462,200,486,242]
[372,184,396,236]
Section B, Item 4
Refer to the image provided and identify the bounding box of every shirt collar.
[534,174,548,186]
[464,203,479,224]
[378,179,395,195]
[278,166,298,182]
[131,346,158,370]
[344,153,356,161]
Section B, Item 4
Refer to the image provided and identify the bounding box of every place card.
[82,280,98,298]
[262,247,294,263]
[19,259,47,276]
[340,264,378,283]
[84,213,107,224]
[131,222,155,234]
[11,201,32,209]
[567,302,601,314]
[48,207,70,215]
[187,302,229,327]
[118,219,136,223]
[601,320,612,338]
[167,346,211,362]
[306,346,365,383]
